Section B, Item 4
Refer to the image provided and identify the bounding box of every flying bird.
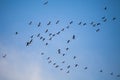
[72,35,75,39]
[69,21,73,24]
[48,60,52,63]
[45,43,48,45]
[29,21,32,25]
[58,49,61,54]
[100,70,103,72]
[2,54,7,58]
[45,29,48,33]
[67,65,70,69]
[110,72,113,75]
[83,23,87,26]
[66,26,70,29]
[67,40,70,43]
[78,22,82,25]
[96,29,100,32]
[66,70,70,73]
[104,6,107,10]
[37,33,40,37]
[41,52,44,55]
[47,21,51,25]
[53,63,56,65]
[43,1,48,5]
[73,56,76,59]
[38,22,41,27]
[62,54,65,56]
[55,65,59,68]
[75,64,79,67]
[66,47,69,51]
[112,17,116,21]
[61,28,64,31]
[117,75,120,77]
[62,61,65,63]
[84,67,88,70]
[15,32,18,35]
[56,20,59,24]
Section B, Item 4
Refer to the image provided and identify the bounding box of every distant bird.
[38,22,41,27]
[56,31,60,35]
[104,6,107,10]
[96,29,100,32]
[60,68,63,71]
[112,17,116,21]
[103,19,107,22]
[78,22,82,25]
[45,43,48,45]
[66,47,69,51]
[52,34,55,37]
[43,1,48,5]
[100,70,103,72]
[42,38,45,41]
[58,49,61,54]
[37,33,40,37]
[66,70,70,73]
[45,29,48,33]
[69,21,73,24]
[47,21,51,25]
[97,23,101,26]
[49,37,52,40]
[61,28,64,31]
[55,65,59,68]
[75,64,79,67]
[66,26,70,29]
[49,33,52,36]
[29,21,32,25]
[73,56,76,59]
[67,65,70,69]
[93,24,96,27]
[26,42,30,46]
[40,36,43,40]
[62,61,65,63]
[101,16,106,19]
[48,60,52,63]
[62,54,65,56]
[117,75,120,77]
[67,40,70,43]
[90,22,94,25]
[30,35,34,38]
[83,22,86,25]
[56,20,59,24]
[72,35,75,39]
[2,54,7,58]
[53,63,56,65]
[15,32,18,35]
[47,57,50,60]
[84,67,88,70]
[30,39,33,44]
[110,72,113,75]
[41,52,44,55]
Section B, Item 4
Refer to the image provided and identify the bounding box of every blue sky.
[0,0,120,80]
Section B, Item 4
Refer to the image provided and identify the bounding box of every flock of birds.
[0,0,120,79]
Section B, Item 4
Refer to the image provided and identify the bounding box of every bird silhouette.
[56,20,59,24]
[43,1,48,5]
[2,54,7,58]
[117,75,120,77]
[45,29,48,33]
[104,6,107,10]
[53,63,56,65]
[83,23,87,26]
[73,56,76,59]
[66,47,69,51]
[62,61,65,63]
[61,28,64,31]
[66,70,70,73]
[100,70,103,72]
[72,35,75,39]
[67,65,70,69]
[66,26,70,29]
[55,65,59,68]
[41,52,44,55]
[67,40,70,43]
[45,43,48,45]
[62,54,65,56]
[84,67,88,70]
[75,64,79,67]
[15,32,18,35]
[47,21,51,25]
[48,60,52,63]
[69,21,73,24]
[58,49,61,54]
[110,72,113,75]
[78,22,82,25]
[37,33,40,37]
[29,21,32,25]
[112,17,116,21]
[38,22,41,27]
[96,29,100,32]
